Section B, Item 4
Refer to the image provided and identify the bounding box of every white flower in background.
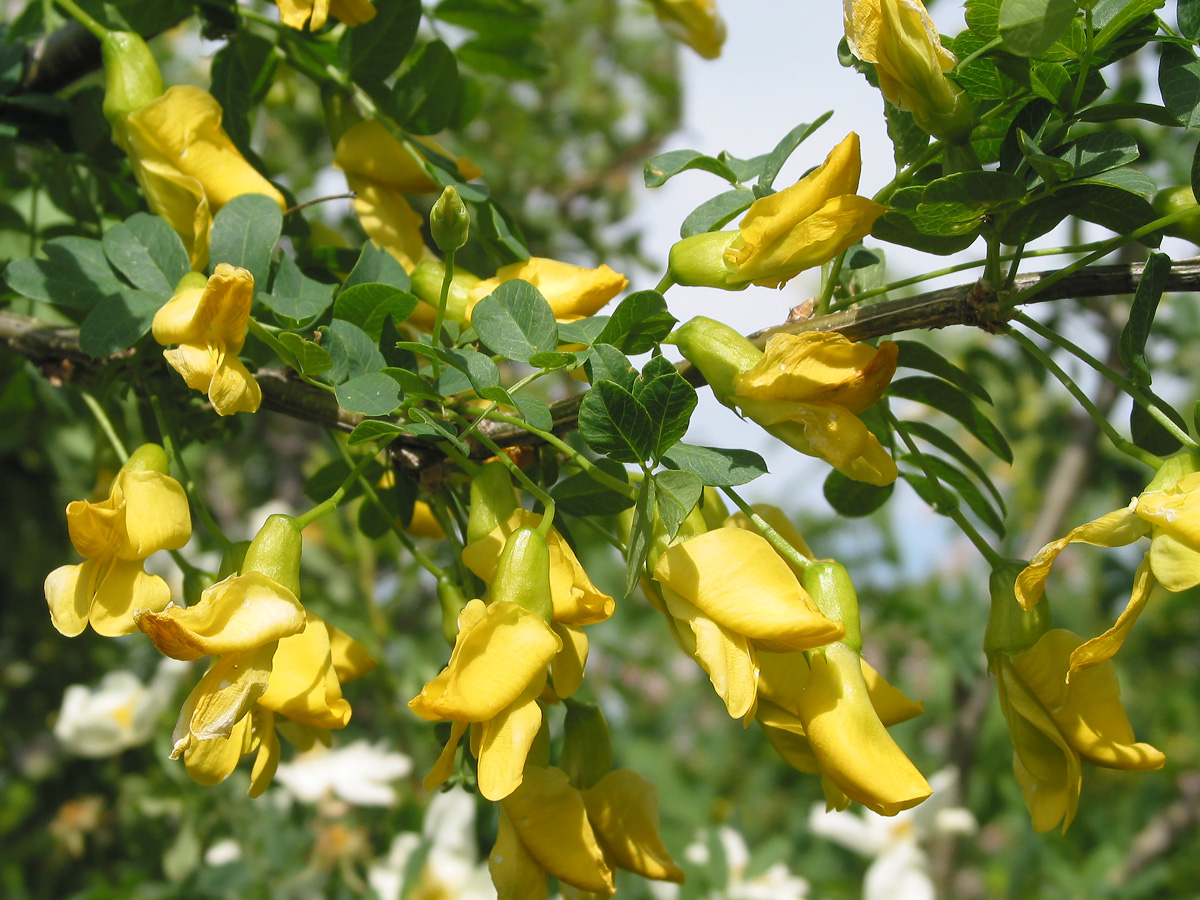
[274,740,413,807]
[204,838,242,866]
[653,825,809,900]
[369,786,495,900]
[808,768,977,900]
[54,658,190,757]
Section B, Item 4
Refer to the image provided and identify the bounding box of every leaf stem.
[55,0,108,39]
[81,392,128,461]
[816,250,846,315]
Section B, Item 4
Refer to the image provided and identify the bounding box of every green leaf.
[210,32,278,154]
[680,188,755,238]
[409,408,470,454]
[1181,0,1200,41]
[1018,130,1073,186]
[1058,131,1139,180]
[998,0,1078,56]
[632,357,697,460]
[998,183,1160,246]
[624,476,657,597]
[335,372,404,416]
[661,443,767,486]
[208,194,282,288]
[277,333,333,377]
[901,471,959,514]
[263,254,335,322]
[655,470,703,540]
[345,0,422,82]
[305,459,370,503]
[457,36,547,79]
[348,419,409,446]
[823,469,894,517]
[334,283,418,339]
[888,375,1013,462]
[101,218,180,294]
[895,340,992,403]
[434,0,541,38]
[922,171,1026,207]
[471,279,559,362]
[345,242,411,291]
[1080,168,1156,195]
[358,471,416,539]
[551,460,635,516]
[644,150,740,189]
[471,198,529,261]
[393,40,460,135]
[578,380,655,463]
[1119,251,1170,386]
[513,395,554,433]
[528,351,578,370]
[757,112,833,191]
[872,211,980,255]
[1159,43,1200,129]
[1130,397,1186,456]
[885,104,931,168]
[902,419,1006,513]
[1094,0,1165,50]
[585,344,637,390]
[596,291,677,355]
[966,0,1001,38]
[324,319,387,383]
[558,317,609,346]
[1074,102,1180,126]
[78,290,161,357]
[914,454,1005,534]
[4,236,123,308]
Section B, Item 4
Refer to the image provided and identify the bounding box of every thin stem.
[1005,326,1162,468]
[1068,7,1094,115]
[484,411,637,499]
[247,319,336,392]
[873,142,944,205]
[885,410,1008,568]
[81,393,129,461]
[148,395,230,549]
[1014,312,1198,449]
[719,485,812,573]
[55,0,107,39]
[655,273,676,294]
[294,443,382,530]
[168,549,205,580]
[431,248,455,378]
[954,35,1003,70]
[816,251,846,315]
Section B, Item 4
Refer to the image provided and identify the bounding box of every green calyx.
[800,560,862,652]
[1145,449,1200,492]
[560,700,613,790]
[431,186,470,253]
[492,526,553,621]
[983,559,1051,664]
[241,514,304,598]
[467,460,518,543]
[122,442,171,475]
[101,31,163,125]
[667,231,743,290]
[671,316,762,403]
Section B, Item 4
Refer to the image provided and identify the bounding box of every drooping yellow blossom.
[276,0,376,31]
[45,444,191,638]
[409,599,562,800]
[1016,453,1200,675]
[755,645,930,816]
[117,86,286,269]
[582,769,686,884]
[843,0,973,141]
[647,0,726,59]
[490,765,616,899]
[995,628,1165,833]
[467,258,629,323]
[333,121,481,273]
[651,527,844,720]
[153,265,262,416]
[668,134,885,291]
[674,316,899,485]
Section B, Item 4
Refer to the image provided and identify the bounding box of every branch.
[5,256,1200,459]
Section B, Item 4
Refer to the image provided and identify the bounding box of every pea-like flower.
[674,316,899,485]
[276,0,376,31]
[153,264,262,416]
[45,443,192,637]
[1017,453,1200,675]
[994,628,1164,833]
[118,86,286,269]
[409,599,562,801]
[467,257,628,323]
[668,134,885,290]
[843,0,973,141]
[646,0,727,59]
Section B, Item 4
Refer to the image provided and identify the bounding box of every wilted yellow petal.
[1138,472,1200,590]
[248,710,281,798]
[1068,558,1155,676]
[583,769,685,883]
[328,623,377,683]
[477,679,545,801]
[173,644,276,756]
[500,766,615,895]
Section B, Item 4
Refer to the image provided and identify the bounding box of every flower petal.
[756,699,820,774]
[661,586,758,720]
[489,804,549,900]
[91,559,171,637]
[583,769,685,883]
[173,644,277,752]
[208,355,262,416]
[113,470,192,558]
[551,623,589,699]
[248,710,281,798]
[423,721,469,792]
[345,177,433,272]
[476,678,545,801]
[45,563,93,637]
[258,612,353,729]
[328,623,377,683]
[1068,558,1155,676]
[182,713,252,786]
[469,258,628,322]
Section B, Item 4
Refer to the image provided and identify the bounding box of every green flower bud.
[122,442,171,475]
[410,259,479,328]
[560,700,613,790]
[492,526,553,621]
[801,560,863,652]
[101,31,163,125]
[437,576,469,644]
[431,185,470,253]
[467,460,518,543]
[667,230,743,290]
[671,315,762,402]
[241,514,303,598]
[983,559,1051,664]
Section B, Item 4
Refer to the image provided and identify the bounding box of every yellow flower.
[490,765,616,899]
[333,121,481,273]
[276,0,376,31]
[674,316,899,485]
[995,629,1164,833]
[467,258,629,323]
[754,646,929,816]
[117,86,286,269]
[45,444,191,638]
[153,265,262,416]
[582,769,686,884]
[1016,453,1200,675]
[646,0,726,59]
[668,134,885,291]
[409,599,562,800]
[650,527,844,720]
[843,0,973,141]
